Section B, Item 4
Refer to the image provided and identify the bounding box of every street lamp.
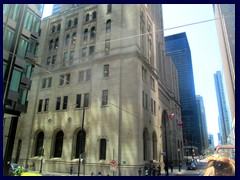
[178,149,181,172]
[39,146,44,173]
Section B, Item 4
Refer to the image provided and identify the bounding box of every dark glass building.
[3,4,43,175]
[165,32,201,152]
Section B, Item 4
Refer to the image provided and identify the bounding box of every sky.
[42,4,223,146]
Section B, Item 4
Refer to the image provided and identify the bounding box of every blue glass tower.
[165,32,201,151]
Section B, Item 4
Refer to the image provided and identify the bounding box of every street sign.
[110,160,117,167]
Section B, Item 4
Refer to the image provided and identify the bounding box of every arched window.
[99,138,107,160]
[90,27,96,39]
[83,29,88,41]
[57,24,61,31]
[74,18,78,26]
[92,11,97,20]
[152,131,157,160]
[68,20,72,28]
[54,38,59,49]
[85,13,89,22]
[54,131,64,157]
[75,130,86,158]
[106,20,111,32]
[143,128,149,161]
[65,34,70,46]
[35,131,44,156]
[49,39,53,50]
[72,32,76,44]
[52,25,56,33]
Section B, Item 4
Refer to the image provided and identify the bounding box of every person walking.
[138,167,142,176]
[164,164,168,175]
[170,164,173,173]
[70,164,73,175]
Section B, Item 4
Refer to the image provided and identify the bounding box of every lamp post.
[178,149,181,172]
[39,146,44,173]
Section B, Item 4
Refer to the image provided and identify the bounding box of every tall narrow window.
[90,27,96,39]
[76,94,81,108]
[72,32,76,44]
[38,99,43,112]
[103,64,109,77]
[44,98,49,111]
[143,128,149,161]
[69,50,74,60]
[106,20,111,31]
[49,40,53,50]
[105,39,110,51]
[35,132,44,156]
[52,25,56,33]
[75,130,86,158]
[92,11,97,20]
[84,93,89,107]
[63,52,68,62]
[54,38,59,49]
[68,20,72,28]
[65,34,70,46]
[63,96,68,110]
[102,90,108,106]
[79,71,84,82]
[86,69,91,81]
[47,77,52,88]
[56,97,61,110]
[57,24,61,31]
[82,48,87,57]
[152,132,157,160]
[54,131,64,157]
[52,55,56,64]
[83,29,88,41]
[89,46,94,55]
[107,4,112,13]
[60,75,64,85]
[74,18,78,26]
[42,79,47,89]
[99,139,107,160]
[85,13,89,22]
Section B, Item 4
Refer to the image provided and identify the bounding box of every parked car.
[187,162,197,170]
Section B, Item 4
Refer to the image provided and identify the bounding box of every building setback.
[165,32,201,152]
[213,4,235,141]
[13,4,183,176]
[214,71,231,145]
[3,4,44,175]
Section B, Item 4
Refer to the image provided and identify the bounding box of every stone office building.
[14,4,183,175]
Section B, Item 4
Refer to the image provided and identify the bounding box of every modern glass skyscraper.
[165,32,201,151]
[52,4,61,14]
[214,71,231,145]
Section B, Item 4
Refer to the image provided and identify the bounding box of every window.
[82,48,87,57]
[79,71,84,82]
[150,76,155,90]
[9,69,21,92]
[106,20,111,31]
[102,90,108,106]
[63,52,68,62]
[32,15,40,33]
[83,29,88,41]
[65,34,70,46]
[145,93,148,109]
[52,25,56,33]
[90,27,96,39]
[151,98,153,113]
[86,69,91,81]
[38,99,43,112]
[56,97,61,110]
[85,13,89,22]
[72,32,76,44]
[75,130,86,158]
[74,18,78,26]
[89,46,94,55]
[49,39,53,50]
[57,24,61,31]
[35,131,44,156]
[152,132,157,160]
[84,93,89,107]
[52,55,56,64]
[54,38,59,49]
[69,50,74,60]
[54,131,64,157]
[142,66,147,81]
[105,39,110,51]
[107,4,112,13]
[68,19,72,28]
[3,4,10,16]
[47,77,52,87]
[17,37,28,58]
[44,98,49,111]
[143,128,149,161]
[62,96,68,110]
[41,78,47,88]
[23,10,34,31]
[103,64,109,77]
[4,28,14,50]
[153,100,156,114]
[27,38,37,55]
[9,4,20,22]
[99,139,107,160]
[92,11,97,20]
[76,94,81,108]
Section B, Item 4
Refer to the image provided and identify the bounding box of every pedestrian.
[170,164,173,173]
[98,172,102,176]
[138,167,142,176]
[91,172,94,176]
[203,154,235,176]
[164,164,168,175]
[32,162,35,171]
[179,162,182,172]
[70,164,73,175]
